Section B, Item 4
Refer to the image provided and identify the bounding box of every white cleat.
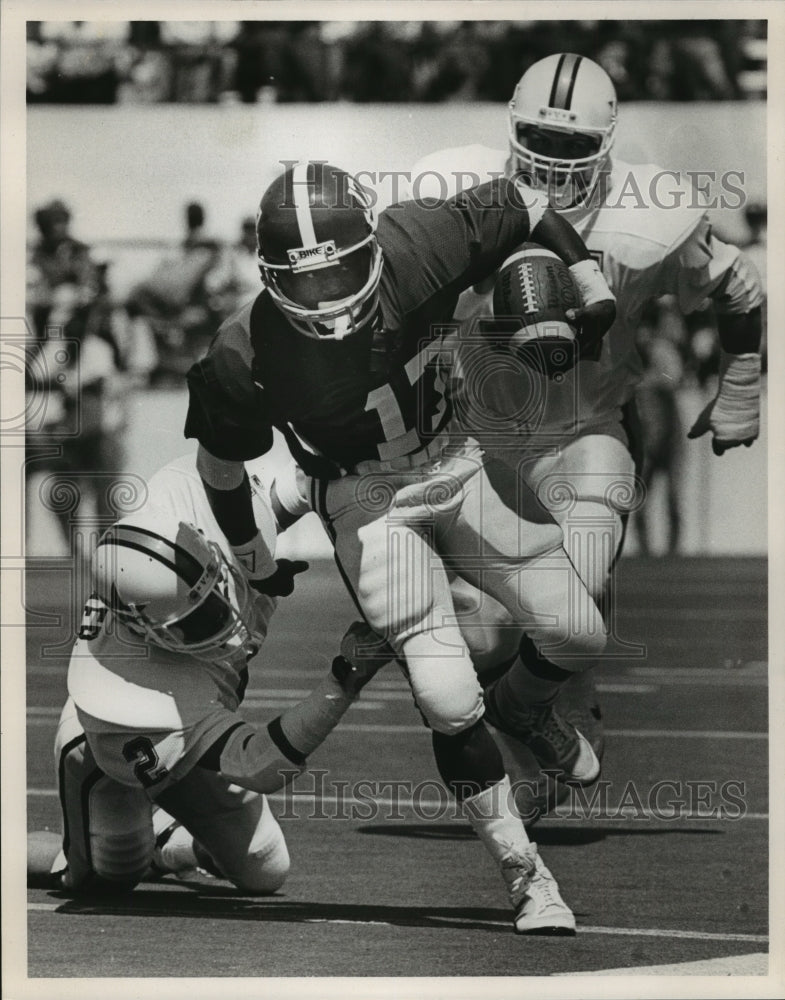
[501,845,576,936]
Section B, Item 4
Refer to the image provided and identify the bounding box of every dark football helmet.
[256,161,383,339]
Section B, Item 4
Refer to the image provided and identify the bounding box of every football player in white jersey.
[407,52,764,808]
[28,454,394,897]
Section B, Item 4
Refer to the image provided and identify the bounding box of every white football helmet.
[509,53,617,209]
[92,510,264,661]
[256,161,383,340]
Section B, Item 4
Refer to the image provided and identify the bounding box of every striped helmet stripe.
[548,52,582,110]
[100,524,202,586]
[292,161,318,248]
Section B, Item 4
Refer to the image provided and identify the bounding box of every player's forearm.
[198,671,355,794]
[197,444,277,580]
[716,307,762,355]
[529,206,592,267]
[196,445,257,545]
[709,249,764,354]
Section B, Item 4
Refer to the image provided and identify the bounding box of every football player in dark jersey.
[184,160,616,933]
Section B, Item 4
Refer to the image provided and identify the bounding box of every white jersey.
[411,146,741,449]
[67,454,279,794]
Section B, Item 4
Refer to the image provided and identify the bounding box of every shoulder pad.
[592,160,708,269]
[411,145,507,201]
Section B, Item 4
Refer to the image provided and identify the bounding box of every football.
[490,242,581,379]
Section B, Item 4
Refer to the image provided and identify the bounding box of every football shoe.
[500,844,576,935]
[484,684,600,785]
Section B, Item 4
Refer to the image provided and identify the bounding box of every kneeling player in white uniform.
[407,53,764,790]
[28,455,392,896]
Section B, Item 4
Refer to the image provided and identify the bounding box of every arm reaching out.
[197,622,396,794]
[196,444,308,596]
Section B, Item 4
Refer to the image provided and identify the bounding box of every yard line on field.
[26,786,768,820]
[25,900,768,945]
[245,690,413,702]
[24,711,769,740]
[629,664,767,677]
[24,665,769,689]
[606,729,767,739]
[327,724,769,740]
[595,684,657,694]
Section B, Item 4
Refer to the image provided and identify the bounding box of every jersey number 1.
[364,341,449,461]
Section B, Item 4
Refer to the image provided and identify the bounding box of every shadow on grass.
[42,890,533,934]
[356,822,726,845]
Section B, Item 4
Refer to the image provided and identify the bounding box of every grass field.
[23,555,769,982]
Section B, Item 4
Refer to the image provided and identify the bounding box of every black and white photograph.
[2,2,783,996]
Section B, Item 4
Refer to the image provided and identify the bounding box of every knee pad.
[215,801,291,894]
[233,831,290,894]
[403,634,484,735]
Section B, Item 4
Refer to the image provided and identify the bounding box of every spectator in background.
[35,21,127,103]
[30,200,95,302]
[119,21,172,104]
[26,201,129,556]
[633,304,686,556]
[159,21,239,102]
[342,23,413,102]
[230,21,289,103]
[26,22,60,103]
[125,202,222,383]
[647,20,740,101]
[26,19,766,105]
[206,217,262,317]
[742,202,767,369]
[278,22,330,102]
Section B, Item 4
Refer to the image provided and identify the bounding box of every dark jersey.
[185,179,538,471]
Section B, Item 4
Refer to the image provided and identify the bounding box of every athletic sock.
[156,824,198,874]
[462,775,532,864]
[488,657,573,719]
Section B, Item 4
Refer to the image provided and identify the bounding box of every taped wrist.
[568,259,615,306]
[718,352,761,397]
[713,352,761,436]
[231,532,277,580]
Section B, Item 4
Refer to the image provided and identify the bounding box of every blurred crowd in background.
[27,19,767,105]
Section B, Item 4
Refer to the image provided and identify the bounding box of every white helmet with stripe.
[92,509,265,661]
[256,161,383,340]
[509,53,617,209]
